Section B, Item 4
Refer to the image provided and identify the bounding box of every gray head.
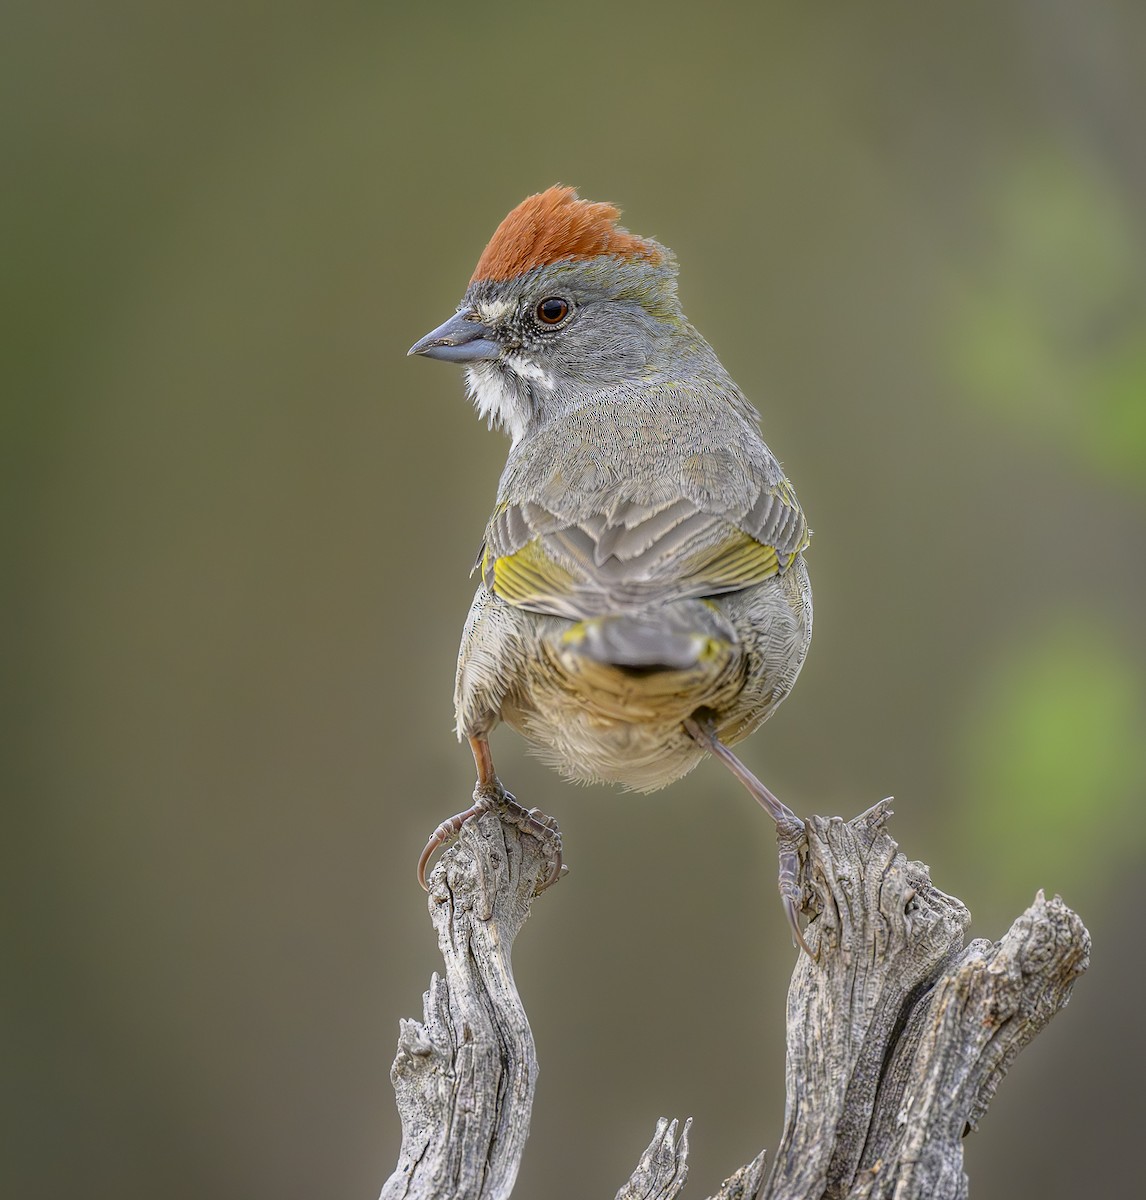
[408,186,730,444]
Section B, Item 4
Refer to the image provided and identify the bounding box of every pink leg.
[685,715,811,956]
[417,737,563,891]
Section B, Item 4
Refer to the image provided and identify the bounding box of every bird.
[408,186,814,949]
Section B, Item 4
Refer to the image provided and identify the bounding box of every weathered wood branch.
[764,803,1089,1199]
[379,802,1089,1200]
[381,810,543,1200]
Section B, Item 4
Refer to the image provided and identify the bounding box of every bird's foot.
[494,794,564,892]
[417,783,563,894]
[776,813,812,958]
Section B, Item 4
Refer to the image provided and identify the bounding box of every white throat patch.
[466,357,553,446]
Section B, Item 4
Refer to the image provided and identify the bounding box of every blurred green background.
[4,2,1144,1197]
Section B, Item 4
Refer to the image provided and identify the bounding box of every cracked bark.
[379,802,1089,1200]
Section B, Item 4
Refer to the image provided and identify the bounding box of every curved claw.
[777,822,813,957]
[417,803,483,890]
[782,892,813,958]
[502,803,564,892]
[538,837,563,891]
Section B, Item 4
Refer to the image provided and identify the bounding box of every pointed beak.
[407,310,502,363]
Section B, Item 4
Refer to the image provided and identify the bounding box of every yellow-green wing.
[478,482,809,620]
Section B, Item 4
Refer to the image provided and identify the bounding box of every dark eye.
[536,297,570,325]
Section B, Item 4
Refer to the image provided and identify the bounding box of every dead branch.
[379,802,1089,1200]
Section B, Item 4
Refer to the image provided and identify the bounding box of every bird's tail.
[545,601,742,722]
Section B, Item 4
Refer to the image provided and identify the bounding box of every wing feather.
[480,483,809,620]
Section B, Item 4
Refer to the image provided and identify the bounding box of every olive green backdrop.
[5,2,1145,1197]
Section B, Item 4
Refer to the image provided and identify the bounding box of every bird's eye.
[536,297,570,325]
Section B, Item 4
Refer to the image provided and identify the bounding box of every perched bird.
[408,187,813,948]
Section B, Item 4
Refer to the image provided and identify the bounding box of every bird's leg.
[684,715,811,956]
[417,736,563,892]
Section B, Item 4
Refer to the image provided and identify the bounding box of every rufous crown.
[470,186,662,285]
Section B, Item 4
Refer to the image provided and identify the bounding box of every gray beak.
[407,310,501,363]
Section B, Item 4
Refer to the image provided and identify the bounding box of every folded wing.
[480,482,809,621]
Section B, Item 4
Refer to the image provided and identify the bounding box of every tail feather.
[546,601,741,724]
[572,615,709,671]
[557,601,738,671]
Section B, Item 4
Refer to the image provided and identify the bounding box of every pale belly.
[456,559,813,794]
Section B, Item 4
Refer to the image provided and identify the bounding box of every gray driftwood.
[379,802,1089,1200]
